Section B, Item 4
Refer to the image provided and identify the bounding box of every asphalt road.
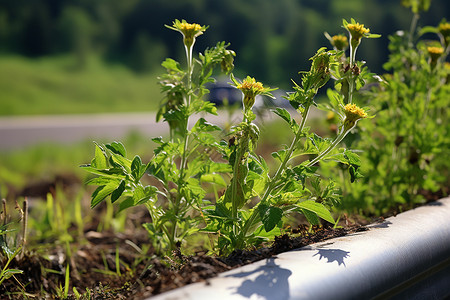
[0,108,323,150]
[0,111,248,150]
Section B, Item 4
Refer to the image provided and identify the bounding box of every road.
[0,108,324,150]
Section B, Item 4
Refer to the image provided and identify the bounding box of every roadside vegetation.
[0,1,448,299]
[0,55,160,116]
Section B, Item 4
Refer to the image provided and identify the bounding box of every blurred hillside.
[0,0,448,93]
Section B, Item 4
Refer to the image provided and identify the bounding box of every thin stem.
[348,44,358,104]
[307,126,350,167]
[261,107,310,203]
[408,13,419,48]
[240,106,311,239]
[171,43,194,249]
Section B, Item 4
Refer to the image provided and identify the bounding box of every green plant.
[331,5,449,215]
[83,19,379,255]
[0,199,26,289]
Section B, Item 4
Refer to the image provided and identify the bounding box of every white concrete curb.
[150,197,450,299]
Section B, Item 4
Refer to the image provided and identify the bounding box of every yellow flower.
[343,103,367,130]
[331,35,349,51]
[439,22,450,36]
[232,76,275,111]
[427,46,444,63]
[346,23,370,41]
[439,22,450,46]
[166,19,207,48]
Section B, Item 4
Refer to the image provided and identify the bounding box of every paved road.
[0,108,323,150]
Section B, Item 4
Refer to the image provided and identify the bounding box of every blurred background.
[0,0,449,116]
[0,0,448,196]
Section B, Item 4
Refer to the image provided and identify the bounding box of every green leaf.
[258,204,283,232]
[118,197,134,212]
[79,166,126,179]
[2,269,23,279]
[301,209,320,225]
[200,173,227,187]
[106,142,127,157]
[110,153,132,174]
[272,149,287,163]
[161,58,183,72]
[366,33,381,39]
[296,200,335,224]
[273,107,292,125]
[344,150,361,166]
[192,118,221,132]
[91,143,107,169]
[111,180,126,203]
[91,179,121,208]
[131,155,146,182]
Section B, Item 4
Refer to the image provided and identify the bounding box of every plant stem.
[307,125,350,167]
[171,43,194,249]
[348,44,358,104]
[408,13,419,48]
[240,106,311,240]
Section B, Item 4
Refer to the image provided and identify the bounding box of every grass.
[0,131,155,194]
[0,55,161,116]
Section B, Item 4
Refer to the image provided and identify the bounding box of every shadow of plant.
[225,258,292,300]
[312,248,350,266]
[368,220,393,229]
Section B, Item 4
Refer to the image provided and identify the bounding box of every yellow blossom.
[331,35,349,50]
[233,76,275,111]
[439,22,450,36]
[344,103,367,130]
[427,46,444,63]
[346,23,370,41]
[166,19,207,48]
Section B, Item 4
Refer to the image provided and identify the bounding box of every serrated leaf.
[297,200,335,224]
[258,204,283,232]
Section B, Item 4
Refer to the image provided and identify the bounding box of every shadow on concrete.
[313,248,351,266]
[225,258,292,300]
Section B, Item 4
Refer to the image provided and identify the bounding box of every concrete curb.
[150,197,450,299]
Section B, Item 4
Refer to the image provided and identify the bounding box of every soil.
[0,176,447,299]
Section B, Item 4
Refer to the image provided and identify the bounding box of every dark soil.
[0,220,365,299]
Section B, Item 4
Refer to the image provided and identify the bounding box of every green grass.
[0,55,161,116]
[0,131,156,194]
